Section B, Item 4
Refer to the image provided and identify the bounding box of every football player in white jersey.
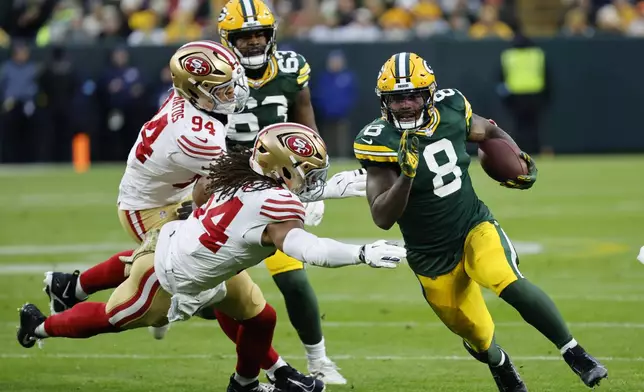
[18,122,406,392]
[39,40,249,340]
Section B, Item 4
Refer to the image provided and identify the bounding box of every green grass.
[1,156,643,391]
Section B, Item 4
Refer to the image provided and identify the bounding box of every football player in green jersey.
[218,0,346,384]
[354,52,608,391]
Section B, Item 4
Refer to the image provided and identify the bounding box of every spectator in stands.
[379,5,414,40]
[0,43,41,163]
[412,0,451,37]
[595,3,625,35]
[152,66,174,110]
[312,49,357,158]
[469,4,513,39]
[447,12,471,38]
[560,7,595,36]
[165,10,203,44]
[100,5,129,43]
[127,9,165,46]
[626,1,644,35]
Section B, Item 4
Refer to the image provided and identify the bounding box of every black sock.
[500,279,572,349]
[272,269,323,345]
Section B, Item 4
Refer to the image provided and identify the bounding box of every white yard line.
[0,352,641,362]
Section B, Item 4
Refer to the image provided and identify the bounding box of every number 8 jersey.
[226,50,310,146]
[353,89,493,277]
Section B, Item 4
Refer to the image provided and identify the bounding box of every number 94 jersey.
[353,88,493,277]
[227,51,310,145]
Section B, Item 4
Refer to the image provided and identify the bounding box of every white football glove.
[359,240,406,269]
[303,201,325,226]
[321,169,367,200]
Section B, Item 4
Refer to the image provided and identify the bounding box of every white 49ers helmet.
[169,40,249,115]
[250,123,329,201]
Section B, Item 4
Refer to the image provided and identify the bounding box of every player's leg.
[210,271,325,392]
[465,220,607,388]
[18,254,170,347]
[266,251,346,384]
[416,262,527,392]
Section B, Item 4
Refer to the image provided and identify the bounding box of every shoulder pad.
[434,88,473,129]
[258,188,306,223]
[354,119,398,164]
[275,50,310,88]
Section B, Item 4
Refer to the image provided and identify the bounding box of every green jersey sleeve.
[275,51,310,90]
[353,119,400,167]
[434,88,473,136]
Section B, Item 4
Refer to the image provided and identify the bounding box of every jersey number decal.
[275,51,299,73]
[199,197,244,254]
[433,88,455,102]
[135,115,169,164]
[423,139,462,198]
[191,116,216,135]
[228,95,288,133]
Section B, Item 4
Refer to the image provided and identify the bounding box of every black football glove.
[500,152,537,190]
[176,200,195,220]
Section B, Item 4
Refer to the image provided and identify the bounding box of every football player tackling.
[217,0,353,383]
[18,122,406,392]
[354,52,608,391]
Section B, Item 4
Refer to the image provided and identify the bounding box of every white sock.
[304,337,327,362]
[234,373,257,387]
[34,322,49,338]
[560,338,578,354]
[265,356,288,379]
[75,275,88,300]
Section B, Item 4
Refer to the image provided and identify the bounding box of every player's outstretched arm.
[262,220,405,269]
[468,114,537,189]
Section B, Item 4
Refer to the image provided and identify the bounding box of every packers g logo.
[423,61,434,75]
[184,56,212,76]
[218,7,229,22]
[285,135,314,157]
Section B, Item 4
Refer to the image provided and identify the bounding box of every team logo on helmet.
[285,135,314,157]
[218,7,228,23]
[422,60,434,75]
[184,56,212,76]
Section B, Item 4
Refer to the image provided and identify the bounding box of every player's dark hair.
[206,146,282,201]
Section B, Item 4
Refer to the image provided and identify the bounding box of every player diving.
[353,51,608,391]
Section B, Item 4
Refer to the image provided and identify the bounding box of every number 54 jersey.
[353,89,493,277]
[226,51,310,146]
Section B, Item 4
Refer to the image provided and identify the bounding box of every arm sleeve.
[282,228,362,268]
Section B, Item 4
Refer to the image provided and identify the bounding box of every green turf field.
[1,156,643,392]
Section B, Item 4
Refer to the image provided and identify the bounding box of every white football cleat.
[149,324,170,340]
[308,357,347,385]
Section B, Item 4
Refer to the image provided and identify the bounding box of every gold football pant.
[105,254,267,330]
[416,221,522,352]
[117,200,190,244]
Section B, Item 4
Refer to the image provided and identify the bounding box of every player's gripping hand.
[119,229,160,265]
[303,201,325,227]
[359,240,406,269]
[398,131,420,179]
[176,200,195,220]
[321,169,367,199]
[501,152,538,190]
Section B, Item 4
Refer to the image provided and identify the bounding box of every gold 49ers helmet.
[376,52,438,131]
[218,0,277,69]
[249,123,329,201]
[169,40,249,115]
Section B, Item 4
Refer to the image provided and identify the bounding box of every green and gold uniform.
[354,88,523,352]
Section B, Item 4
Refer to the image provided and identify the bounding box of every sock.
[43,302,119,338]
[304,337,327,362]
[214,309,281,371]
[265,356,288,380]
[78,250,133,296]
[560,338,578,354]
[34,323,49,338]
[500,279,573,349]
[234,373,257,387]
[464,337,503,366]
[272,269,323,345]
[235,304,277,378]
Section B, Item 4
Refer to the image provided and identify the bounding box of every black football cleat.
[563,345,608,388]
[44,270,84,314]
[489,350,528,392]
[268,364,325,392]
[226,374,276,392]
[17,303,46,348]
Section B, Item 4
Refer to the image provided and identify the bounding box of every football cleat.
[17,303,46,349]
[148,324,170,340]
[227,374,276,392]
[268,364,325,392]
[489,350,528,392]
[44,270,85,314]
[308,357,347,385]
[563,345,608,388]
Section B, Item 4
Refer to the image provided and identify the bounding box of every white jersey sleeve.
[242,188,306,246]
[169,125,226,176]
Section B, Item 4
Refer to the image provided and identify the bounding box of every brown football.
[477,139,528,182]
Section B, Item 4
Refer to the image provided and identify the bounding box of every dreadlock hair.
[206,145,282,201]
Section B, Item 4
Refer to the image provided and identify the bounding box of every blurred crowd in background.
[1,0,644,48]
